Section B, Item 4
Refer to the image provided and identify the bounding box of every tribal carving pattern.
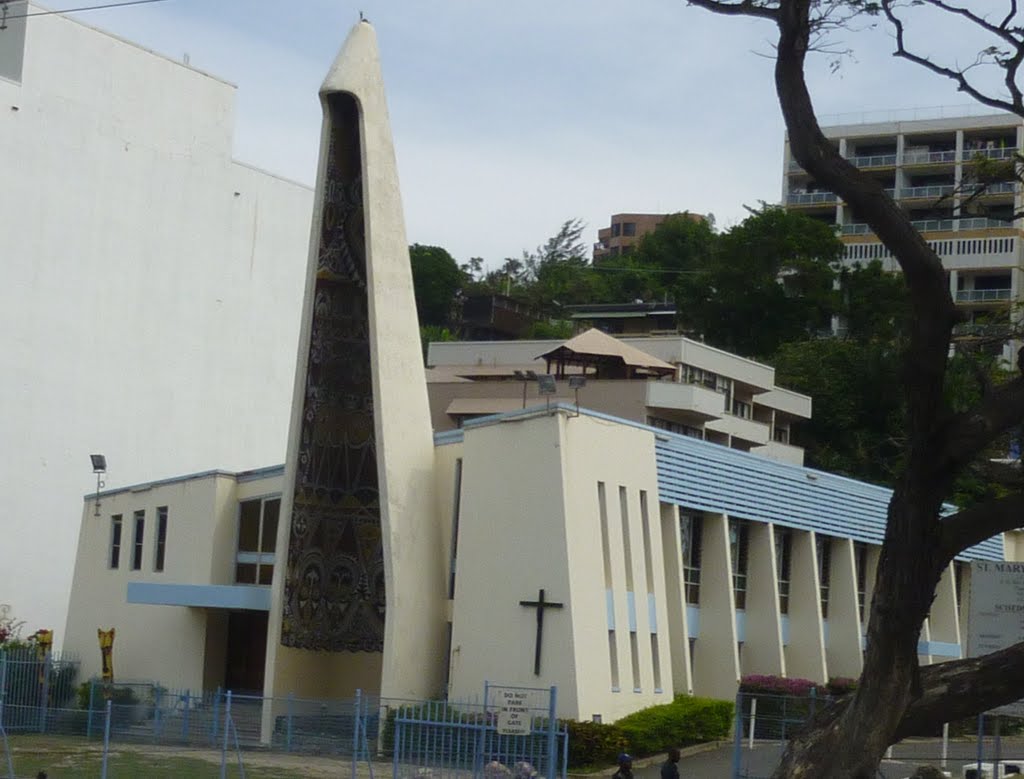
[282,94,385,652]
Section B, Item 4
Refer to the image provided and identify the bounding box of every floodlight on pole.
[568,375,587,416]
[537,374,557,413]
[91,454,106,516]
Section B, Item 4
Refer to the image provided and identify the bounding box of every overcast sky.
[30,0,1013,267]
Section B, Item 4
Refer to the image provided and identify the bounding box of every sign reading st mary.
[967,561,1024,716]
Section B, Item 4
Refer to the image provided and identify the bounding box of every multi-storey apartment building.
[426,329,812,465]
[593,212,706,262]
[783,111,1023,361]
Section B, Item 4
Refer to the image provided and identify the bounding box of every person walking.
[612,753,633,779]
[660,747,681,779]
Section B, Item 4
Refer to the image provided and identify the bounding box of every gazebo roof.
[537,328,676,376]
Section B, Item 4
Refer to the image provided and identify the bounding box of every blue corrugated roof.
[434,403,1003,561]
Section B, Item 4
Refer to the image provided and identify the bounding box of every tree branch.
[881,0,1024,115]
[896,640,1024,739]
[938,375,1024,472]
[686,0,778,20]
[939,490,1024,562]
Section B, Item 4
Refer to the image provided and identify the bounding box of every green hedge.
[614,696,733,756]
[564,720,629,768]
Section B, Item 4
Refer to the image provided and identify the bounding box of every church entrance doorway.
[224,610,268,693]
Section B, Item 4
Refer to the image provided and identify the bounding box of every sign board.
[967,561,1024,716]
[495,689,532,736]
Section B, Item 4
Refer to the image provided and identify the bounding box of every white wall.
[0,9,312,638]
[63,474,237,688]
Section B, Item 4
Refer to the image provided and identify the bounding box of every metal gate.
[0,648,80,732]
[391,684,567,779]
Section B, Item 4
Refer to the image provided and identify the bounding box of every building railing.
[841,223,873,235]
[969,146,1019,160]
[955,288,1013,302]
[899,184,955,199]
[958,216,1015,229]
[971,181,1018,195]
[953,323,1013,337]
[910,218,956,232]
[902,149,957,165]
[845,153,897,168]
[786,191,837,205]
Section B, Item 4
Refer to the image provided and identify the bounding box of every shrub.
[564,720,628,768]
[612,696,733,756]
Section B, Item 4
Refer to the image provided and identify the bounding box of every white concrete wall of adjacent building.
[0,8,312,637]
[63,474,239,689]
[558,414,673,723]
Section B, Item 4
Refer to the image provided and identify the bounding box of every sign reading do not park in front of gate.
[967,560,1024,716]
[496,689,532,736]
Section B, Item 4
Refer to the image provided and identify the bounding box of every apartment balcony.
[750,440,805,466]
[843,219,961,235]
[958,217,1016,230]
[846,153,897,169]
[786,191,838,206]
[646,381,726,419]
[705,414,771,445]
[968,146,1019,161]
[899,185,955,200]
[955,288,1013,303]
[972,181,1018,196]
[902,149,957,166]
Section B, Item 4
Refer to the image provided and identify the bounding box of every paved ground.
[625,737,1024,778]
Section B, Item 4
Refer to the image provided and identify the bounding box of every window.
[855,542,869,620]
[679,511,703,605]
[235,496,280,585]
[154,507,168,572]
[109,515,122,569]
[622,222,637,237]
[731,399,752,419]
[817,535,832,618]
[648,416,704,439]
[130,511,145,570]
[775,528,792,614]
[773,426,790,445]
[612,223,622,237]
[729,519,750,609]
[448,459,463,598]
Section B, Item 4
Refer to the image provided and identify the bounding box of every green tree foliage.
[521,219,608,311]
[839,261,910,344]
[409,244,463,327]
[668,207,844,357]
[615,213,716,302]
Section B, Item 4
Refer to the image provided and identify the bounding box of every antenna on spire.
[359,10,368,22]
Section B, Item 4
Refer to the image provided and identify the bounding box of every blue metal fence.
[392,684,568,779]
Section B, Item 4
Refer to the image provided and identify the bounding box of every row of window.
[679,512,864,621]
[610,221,638,238]
[109,508,167,572]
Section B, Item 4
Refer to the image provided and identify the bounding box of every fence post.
[153,684,162,741]
[994,715,1002,768]
[219,689,232,779]
[2,653,14,779]
[38,650,51,734]
[87,679,96,740]
[353,688,362,778]
[748,698,757,749]
[182,690,190,743]
[286,692,294,753]
[478,681,490,777]
[101,698,112,779]
[211,688,221,747]
[941,722,948,769]
[547,686,558,779]
[731,691,743,779]
[976,712,984,778]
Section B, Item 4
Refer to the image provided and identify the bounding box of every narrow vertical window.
[680,511,702,605]
[235,496,280,584]
[154,507,168,572]
[608,631,620,691]
[448,459,463,598]
[729,519,749,609]
[954,560,965,607]
[640,491,655,595]
[775,528,792,615]
[131,510,145,571]
[855,542,868,620]
[817,535,832,618]
[598,483,612,588]
[650,635,662,692]
[619,487,634,591]
[629,631,641,692]
[109,515,122,570]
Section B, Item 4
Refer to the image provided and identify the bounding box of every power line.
[2,0,173,22]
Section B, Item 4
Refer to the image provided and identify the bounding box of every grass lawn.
[2,734,347,778]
